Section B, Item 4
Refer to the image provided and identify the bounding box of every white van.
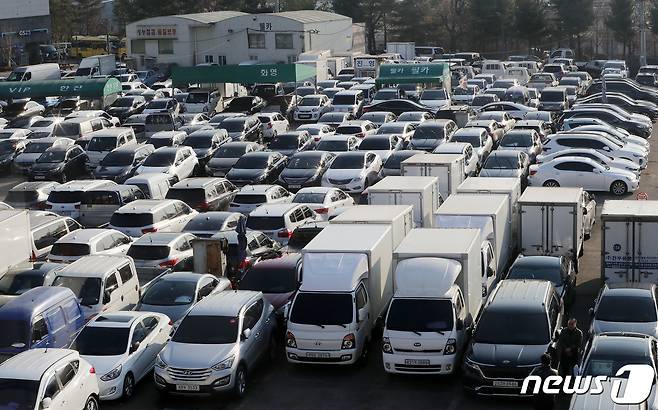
[47,228,133,263]
[331,90,365,117]
[28,211,82,260]
[85,128,137,168]
[6,63,61,82]
[45,180,118,220]
[481,60,510,78]
[49,254,140,319]
[108,199,198,237]
[504,67,530,85]
[124,174,170,199]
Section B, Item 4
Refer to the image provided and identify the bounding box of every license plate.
[299,114,311,119]
[306,352,330,358]
[493,380,518,388]
[33,175,45,180]
[176,385,200,392]
[289,185,301,189]
[405,359,430,366]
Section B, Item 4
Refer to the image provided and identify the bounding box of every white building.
[126,10,357,68]
[0,0,51,66]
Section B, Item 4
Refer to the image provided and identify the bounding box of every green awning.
[375,63,449,85]
[172,63,317,86]
[0,78,121,99]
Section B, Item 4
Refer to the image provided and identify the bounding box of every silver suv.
[154,290,277,397]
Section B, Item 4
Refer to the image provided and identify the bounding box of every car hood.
[280,168,317,179]
[592,320,658,338]
[31,162,63,172]
[160,341,236,369]
[14,153,42,164]
[107,107,131,115]
[419,100,448,108]
[296,106,320,112]
[498,146,532,155]
[324,168,363,180]
[228,132,244,140]
[192,148,212,158]
[137,303,191,323]
[138,166,171,174]
[227,168,265,179]
[469,342,547,367]
[208,158,239,169]
[81,354,124,376]
[479,168,521,177]
[95,165,131,176]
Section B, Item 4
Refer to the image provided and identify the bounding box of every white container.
[456,177,521,253]
[601,200,658,283]
[0,210,31,276]
[434,194,512,278]
[518,187,584,270]
[330,205,413,248]
[401,153,465,201]
[386,42,416,60]
[367,176,440,228]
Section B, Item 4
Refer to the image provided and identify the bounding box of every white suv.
[109,199,198,237]
[246,203,320,245]
[229,184,293,215]
[0,348,99,410]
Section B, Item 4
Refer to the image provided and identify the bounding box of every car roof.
[603,282,655,297]
[88,311,146,328]
[512,255,561,269]
[238,184,279,194]
[246,253,301,270]
[0,287,76,323]
[189,290,261,316]
[487,279,553,311]
[171,177,222,189]
[10,181,58,192]
[0,349,78,381]
[58,255,131,278]
[52,180,115,191]
[133,232,192,245]
[591,333,651,357]
[58,228,116,243]
[250,203,303,216]
[296,187,334,194]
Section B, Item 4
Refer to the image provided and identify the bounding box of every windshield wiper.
[412,330,422,336]
[434,330,445,335]
[312,323,326,328]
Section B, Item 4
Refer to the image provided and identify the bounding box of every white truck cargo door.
[369,191,397,206]
[548,205,575,258]
[602,221,633,283]
[400,192,424,227]
[634,222,658,283]
[520,205,547,255]
[433,165,450,201]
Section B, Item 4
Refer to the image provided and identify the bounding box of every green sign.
[376,63,448,85]
[0,78,121,99]
[172,63,318,86]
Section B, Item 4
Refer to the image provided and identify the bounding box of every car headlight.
[312,108,318,112]
[444,338,457,355]
[382,337,393,353]
[211,356,234,371]
[100,364,122,381]
[155,355,167,369]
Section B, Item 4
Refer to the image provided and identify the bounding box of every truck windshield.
[0,320,28,347]
[0,379,39,410]
[290,292,353,326]
[386,299,454,332]
[474,310,549,345]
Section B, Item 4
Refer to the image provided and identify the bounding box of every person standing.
[529,353,559,410]
[558,318,583,376]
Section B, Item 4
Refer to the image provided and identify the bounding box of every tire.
[542,179,559,187]
[610,180,628,196]
[60,172,67,183]
[358,338,370,366]
[267,335,278,363]
[84,396,99,410]
[233,364,247,398]
[122,373,135,400]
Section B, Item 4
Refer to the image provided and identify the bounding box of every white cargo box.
[601,200,658,284]
[400,153,465,201]
[367,176,440,228]
[0,210,31,275]
[330,205,413,248]
[456,177,521,253]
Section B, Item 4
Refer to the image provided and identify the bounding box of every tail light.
[267,123,273,129]
[529,167,538,176]
[197,202,209,211]
[355,132,365,138]
[314,136,321,142]
[315,207,329,214]
[45,204,52,209]
[29,250,37,262]
[542,147,551,152]
[168,320,173,326]
[142,227,158,234]
[278,229,293,238]
[238,258,251,270]
[89,367,95,374]
[159,258,179,268]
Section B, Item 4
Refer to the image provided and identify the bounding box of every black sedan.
[578,92,658,122]
[223,96,266,114]
[226,151,288,187]
[506,255,576,306]
[29,145,88,182]
[0,138,27,172]
[362,99,438,116]
[268,131,314,157]
[93,144,155,183]
[182,129,230,172]
[205,141,263,177]
[278,151,336,191]
[107,96,147,121]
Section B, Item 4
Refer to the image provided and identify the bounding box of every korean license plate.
[289,185,301,189]
[176,385,200,392]
[299,114,311,119]
[405,359,430,366]
[493,380,518,388]
[306,352,330,358]
[33,175,45,180]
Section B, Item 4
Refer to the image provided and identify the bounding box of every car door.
[128,321,150,379]
[241,298,267,368]
[42,371,65,409]
[355,282,371,351]
[104,271,123,311]
[55,360,83,410]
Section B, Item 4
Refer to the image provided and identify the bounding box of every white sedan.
[321,151,382,194]
[528,156,639,196]
[72,311,171,401]
[536,148,641,176]
[433,142,480,177]
[292,187,355,219]
[137,146,198,183]
[296,123,335,143]
[376,121,416,142]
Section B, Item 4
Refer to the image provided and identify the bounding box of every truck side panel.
[601,220,632,282]
[520,204,547,255]
[0,210,31,275]
[549,204,577,260]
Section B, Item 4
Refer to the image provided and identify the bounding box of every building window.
[248,33,265,49]
[131,39,145,54]
[204,55,214,64]
[158,39,174,55]
[249,55,258,61]
[275,33,293,49]
[287,55,297,64]
[217,55,227,65]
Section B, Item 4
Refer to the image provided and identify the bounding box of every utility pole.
[640,0,647,66]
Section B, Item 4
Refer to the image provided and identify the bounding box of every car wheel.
[542,179,559,187]
[358,338,370,366]
[122,373,135,400]
[60,172,67,183]
[84,396,99,410]
[267,334,278,363]
[610,180,628,196]
[233,364,247,398]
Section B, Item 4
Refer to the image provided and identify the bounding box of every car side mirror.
[41,397,52,409]
[573,364,581,376]
[130,341,140,354]
[283,303,291,320]
[358,308,368,322]
[589,307,595,317]
[103,289,113,304]
[242,328,252,340]
[456,318,464,330]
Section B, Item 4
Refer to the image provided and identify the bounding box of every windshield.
[37,150,65,163]
[454,87,474,96]
[501,133,532,147]
[316,141,347,151]
[384,152,416,169]
[359,138,390,150]
[142,279,196,305]
[386,299,454,332]
[110,213,153,227]
[330,155,363,169]
[173,315,238,344]
[299,97,322,107]
[474,310,549,344]
[0,140,18,154]
[532,75,554,83]
[596,296,658,322]
[52,123,80,137]
[166,188,206,204]
[234,155,268,169]
[87,137,117,152]
[374,90,398,100]
[113,98,134,108]
[584,354,652,377]
[184,136,212,149]
[127,245,170,260]
[270,135,299,149]
[240,266,298,293]
[147,100,168,109]
[0,272,44,295]
[333,95,356,105]
[187,93,208,104]
[287,155,321,169]
[222,120,246,133]
[24,142,52,154]
[452,134,482,147]
[412,126,442,140]
[290,292,353,325]
[72,327,129,355]
[484,155,518,169]
[421,90,447,100]
[0,379,39,410]
[50,243,90,257]
[142,151,175,167]
[246,216,285,231]
[4,190,38,205]
[293,193,326,203]
[472,96,494,106]
[507,264,563,286]
[0,320,28,347]
[541,91,565,102]
[214,145,246,158]
[379,124,406,134]
[100,151,134,167]
[335,126,363,135]
[52,276,101,306]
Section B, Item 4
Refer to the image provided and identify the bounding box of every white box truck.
[367,176,440,228]
[75,54,116,78]
[0,210,32,276]
[600,200,658,283]
[434,194,511,288]
[400,154,465,202]
[382,228,486,375]
[327,57,348,77]
[330,205,413,248]
[518,187,584,271]
[456,177,522,254]
[386,42,416,60]
[286,224,395,365]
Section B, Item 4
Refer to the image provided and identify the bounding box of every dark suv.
[462,279,564,396]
